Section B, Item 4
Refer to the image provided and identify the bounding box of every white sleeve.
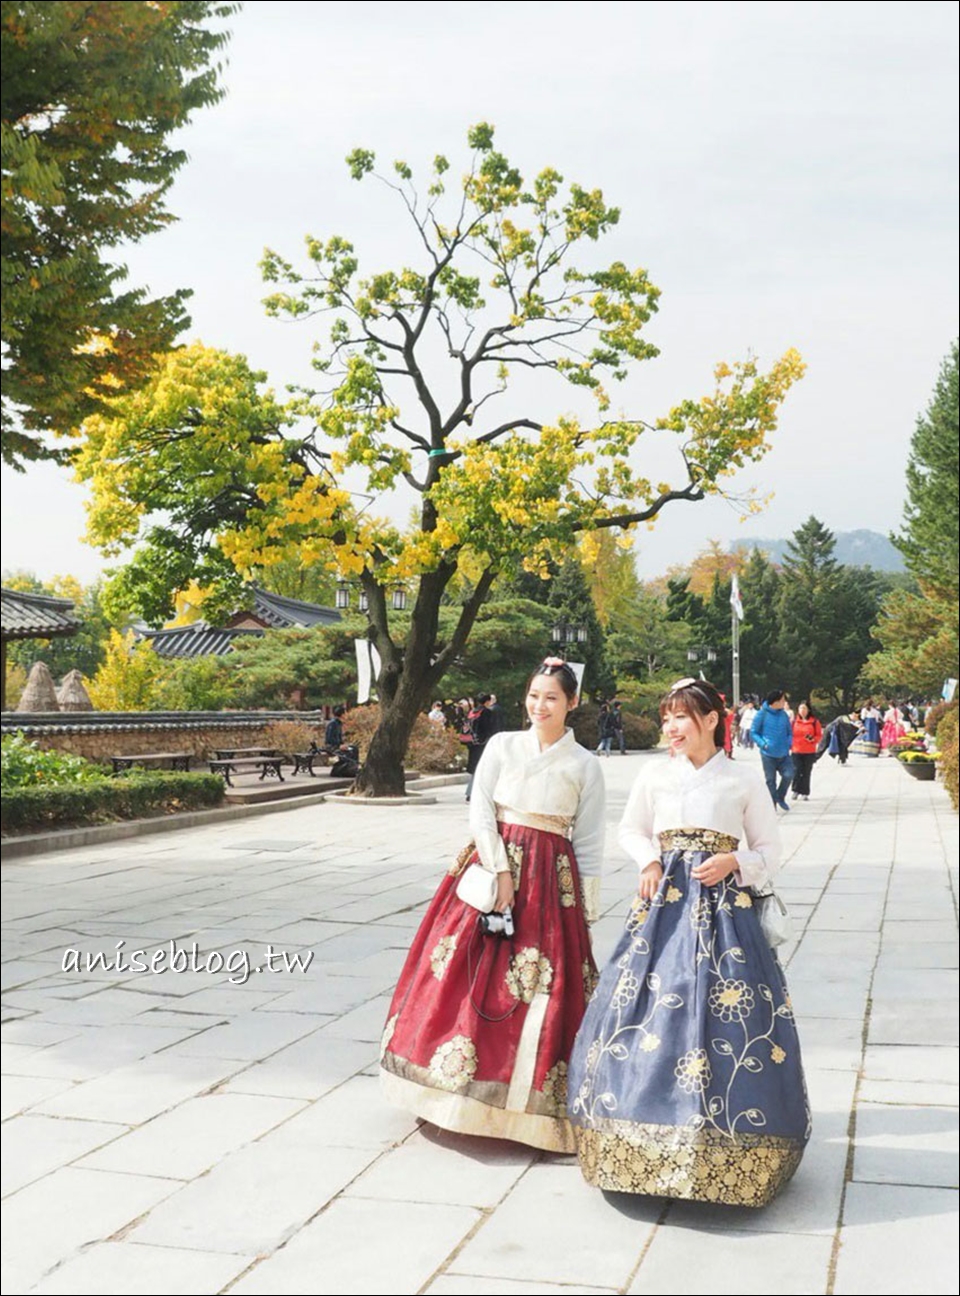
[468,733,510,874]
[618,767,660,873]
[733,771,782,889]
[570,756,606,880]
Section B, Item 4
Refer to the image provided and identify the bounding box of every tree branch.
[428,565,499,683]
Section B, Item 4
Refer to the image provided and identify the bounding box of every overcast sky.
[2,0,957,587]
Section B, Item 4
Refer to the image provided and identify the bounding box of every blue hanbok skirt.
[853,716,881,758]
[568,829,810,1207]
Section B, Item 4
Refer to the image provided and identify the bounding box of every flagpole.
[730,575,743,706]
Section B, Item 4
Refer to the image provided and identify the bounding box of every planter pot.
[901,761,936,781]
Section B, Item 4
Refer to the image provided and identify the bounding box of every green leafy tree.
[605,584,690,683]
[893,342,959,598]
[228,625,361,711]
[153,656,240,711]
[862,586,957,696]
[441,597,555,722]
[868,342,960,697]
[75,127,804,795]
[506,556,613,697]
[737,547,783,695]
[84,630,162,710]
[1,0,237,467]
[778,516,880,708]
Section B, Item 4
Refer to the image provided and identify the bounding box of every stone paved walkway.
[2,749,957,1294]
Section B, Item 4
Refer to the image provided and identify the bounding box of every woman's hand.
[637,861,663,901]
[691,852,738,887]
[495,872,515,913]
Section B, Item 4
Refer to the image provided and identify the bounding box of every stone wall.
[1,711,327,767]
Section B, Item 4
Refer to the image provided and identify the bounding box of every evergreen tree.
[778,516,879,707]
[738,548,783,695]
[2,1,238,467]
[893,341,959,598]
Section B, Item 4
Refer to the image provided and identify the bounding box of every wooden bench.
[212,747,281,761]
[111,752,191,775]
[208,756,285,788]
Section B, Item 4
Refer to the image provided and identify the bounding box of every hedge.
[1,772,225,835]
[934,705,958,810]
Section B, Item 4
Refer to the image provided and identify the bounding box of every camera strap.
[466,917,519,1023]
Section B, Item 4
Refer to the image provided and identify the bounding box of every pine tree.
[893,342,959,598]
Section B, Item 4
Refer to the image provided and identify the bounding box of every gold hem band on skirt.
[576,1121,803,1207]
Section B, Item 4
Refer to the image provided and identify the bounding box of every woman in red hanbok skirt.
[380,659,606,1152]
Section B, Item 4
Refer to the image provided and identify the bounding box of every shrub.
[265,719,323,754]
[342,705,466,773]
[924,700,951,736]
[1,772,225,835]
[571,703,661,751]
[1,733,104,789]
[934,705,958,809]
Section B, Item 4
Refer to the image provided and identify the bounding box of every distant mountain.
[737,529,905,572]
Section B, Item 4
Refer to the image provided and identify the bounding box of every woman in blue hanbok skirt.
[568,679,810,1208]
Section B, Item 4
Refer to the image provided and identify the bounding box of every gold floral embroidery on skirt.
[583,960,599,1001]
[429,934,458,980]
[540,1060,568,1114]
[506,947,554,1003]
[428,1035,478,1091]
[555,853,577,907]
[506,841,524,889]
[448,840,476,877]
[576,1121,804,1207]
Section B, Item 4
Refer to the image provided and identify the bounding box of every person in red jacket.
[791,701,823,800]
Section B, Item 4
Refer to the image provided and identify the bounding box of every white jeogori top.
[618,750,781,890]
[469,728,606,880]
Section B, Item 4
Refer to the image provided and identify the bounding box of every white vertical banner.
[355,639,382,704]
[730,575,744,621]
[567,661,586,699]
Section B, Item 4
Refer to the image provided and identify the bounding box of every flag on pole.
[730,575,744,621]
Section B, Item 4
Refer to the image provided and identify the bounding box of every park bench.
[208,755,285,787]
[110,752,191,775]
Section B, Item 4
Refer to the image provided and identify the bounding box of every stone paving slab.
[627,1225,835,1294]
[2,748,957,1294]
[25,1242,255,1296]
[229,1197,482,1295]
[832,1182,957,1295]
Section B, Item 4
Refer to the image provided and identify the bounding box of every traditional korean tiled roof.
[1,588,81,640]
[248,586,341,629]
[142,625,264,659]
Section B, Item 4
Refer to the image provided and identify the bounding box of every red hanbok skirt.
[380,819,597,1152]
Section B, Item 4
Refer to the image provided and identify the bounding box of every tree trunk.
[351,679,427,797]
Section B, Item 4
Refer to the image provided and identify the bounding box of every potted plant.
[897,750,938,781]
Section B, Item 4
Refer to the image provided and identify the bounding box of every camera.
[479,907,514,938]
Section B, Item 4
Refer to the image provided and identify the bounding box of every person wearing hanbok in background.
[790,702,823,800]
[858,700,882,758]
[880,703,908,753]
[568,678,810,1207]
[819,710,860,766]
[380,658,606,1153]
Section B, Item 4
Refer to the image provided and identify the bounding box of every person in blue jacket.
[751,688,795,810]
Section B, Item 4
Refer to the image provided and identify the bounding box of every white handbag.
[754,888,794,948]
[456,862,498,914]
